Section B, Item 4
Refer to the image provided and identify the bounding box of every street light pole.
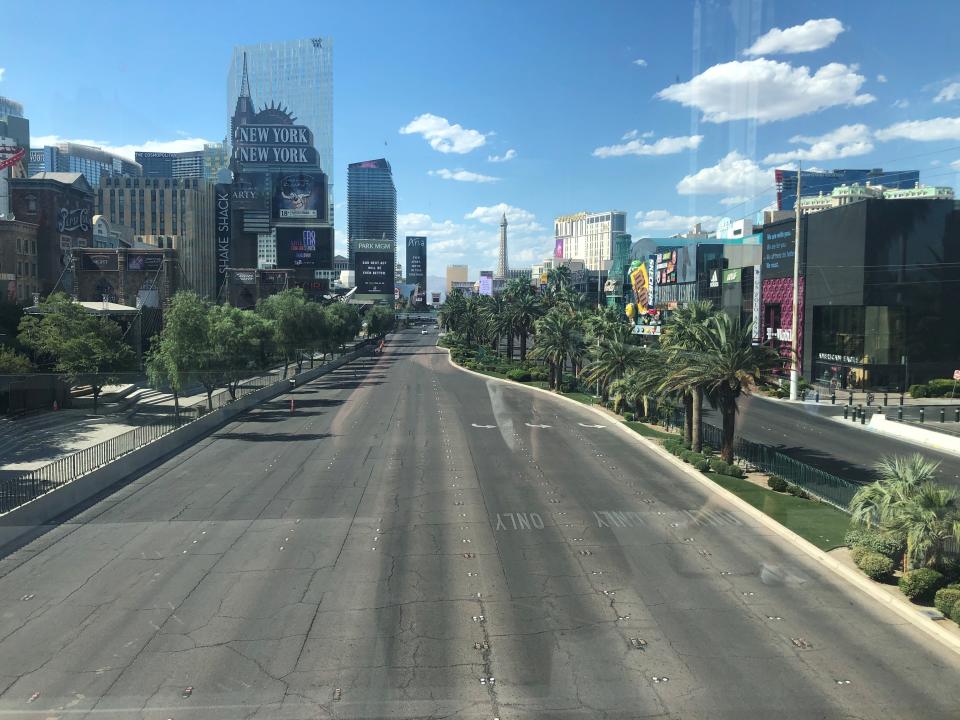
[789,163,803,401]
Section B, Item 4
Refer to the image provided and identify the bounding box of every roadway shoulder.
[443,349,960,658]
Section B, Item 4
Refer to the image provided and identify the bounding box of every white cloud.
[399,113,486,154]
[658,59,874,124]
[334,228,348,257]
[621,129,638,141]
[744,18,845,56]
[397,212,465,239]
[931,159,942,166]
[29,134,214,162]
[633,58,648,67]
[634,210,721,234]
[877,74,888,83]
[428,168,499,183]
[934,82,960,103]
[465,202,537,227]
[487,149,516,163]
[951,159,960,170]
[592,134,703,158]
[893,99,910,109]
[875,117,960,142]
[0,68,5,82]
[720,195,750,206]
[676,150,771,196]
[763,123,874,164]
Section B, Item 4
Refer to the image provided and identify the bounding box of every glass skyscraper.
[347,158,396,269]
[227,38,333,197]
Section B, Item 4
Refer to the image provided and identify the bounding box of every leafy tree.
[530,309,586,390]
[257,289,312,377]
[366,305,396,339]
[507,291,542,361]
[0,346,33,374]
[324,303,362,354]
[582,339,645,400]
[667,314,778,463]
[208,303,271,398]
[18,293,134,411]
[481,294,512,356]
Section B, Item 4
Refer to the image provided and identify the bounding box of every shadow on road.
[215,431,334,443]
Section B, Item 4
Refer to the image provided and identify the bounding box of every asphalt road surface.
[703,395,960,486]
[0,328,957,718]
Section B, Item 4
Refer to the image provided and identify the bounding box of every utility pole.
[789,163,802,401]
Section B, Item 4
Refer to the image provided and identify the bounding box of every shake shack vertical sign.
[233,124,319,166]
[215,184,231,293]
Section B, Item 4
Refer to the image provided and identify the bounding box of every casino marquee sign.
[232,103,319,168]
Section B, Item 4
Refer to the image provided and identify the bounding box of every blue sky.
[4,0,960,279]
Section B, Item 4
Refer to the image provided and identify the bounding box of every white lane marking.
[471,423,497,429]
[578,422,606,428]
[525,422,551,428]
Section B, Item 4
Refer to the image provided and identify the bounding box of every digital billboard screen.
[127,254,164,272]
[355,239,395,297]
[762,221,797,279]
[79,253,118,272]
[405,236,427,288]
[272,172,328,221]
[276,227,333,268]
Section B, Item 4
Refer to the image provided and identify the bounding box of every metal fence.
[0,345,368,516]
[697,422,859,511]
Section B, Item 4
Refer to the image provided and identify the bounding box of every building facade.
[445,264,468,295]
[0,219,39,303]
[0,96,30,219]
[776,168,919,211]
[97,176,216,299]
[228,38,333,208]
[554,210,627,271]
[347,158,396,268]
[28,143,141,186]
[9,172,95,296]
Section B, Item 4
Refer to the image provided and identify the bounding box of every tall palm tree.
[546,265,573,293]
[660,300,717,450]
[669,314,779,463]
[582,339,646,400]
[509,292,542,362]
[502,279,535,359]
[530,310,586,390]
[480,294,511,355]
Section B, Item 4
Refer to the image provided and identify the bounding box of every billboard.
[432,292,441,305]
[554,237,564,258]
[355,238,395,297]
[215,184,231,297]
[628,261,649,313]
[79,253,118,272]
[478,271,493,296]
[762,221,797,279]
[647,256,657,307]
[405,236,427,289]
[232,123,319,167]
[722,268,742,285]
[127,253,164,273]
[276,227,333,268]
[654,249,677,285]
[272,172,328,220]
[230,173,272,211]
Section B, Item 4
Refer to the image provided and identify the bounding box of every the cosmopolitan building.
[227,38,333,211]
[347,158,396,269]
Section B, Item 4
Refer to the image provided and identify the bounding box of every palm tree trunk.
[556,361,563,391]
[691,388,703,453]
[721,400,736,464]
[507,334,514,360]
[642,395,650,420]
[520,333,528,361]
[683,392,693,445]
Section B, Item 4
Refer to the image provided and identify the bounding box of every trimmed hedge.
[951,601,960,626]
[844,528,905,561]
[767,475,788,492]
[849,545,871,565]
[623,411,635,422]
[694,459,710,472]
[898,568,946,602]
[857,552,895,582]
[786,484,810,500]
[934,588,960,617]
[506,368,531,382]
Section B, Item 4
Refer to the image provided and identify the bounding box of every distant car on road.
[421,329,428,335]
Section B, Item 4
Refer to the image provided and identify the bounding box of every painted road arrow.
[525,423,552,428]
[577,423,606,428]
[471,423,497,429]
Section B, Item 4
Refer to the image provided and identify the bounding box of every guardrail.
[0,344,370,516]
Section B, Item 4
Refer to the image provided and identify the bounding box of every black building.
[136,152,175,178]
[802,199,960,389]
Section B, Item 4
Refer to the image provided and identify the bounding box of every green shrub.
[844,528,905,560]
[505,368,531,382]
[908,383,929,399]
[694,459,710,472]
[767,475,788,492]
[898,568,945,602]
[726,464,745,479]
[687,452,706,466]
[623,411,635,421]
[682,439,692,450]
[701,444,714,456]
[786,484,810,499]
[925,379,959,397]
[708,458,727,474]
[952,602,960,626]
[849,545,871,564]
[856,552,895,582]
[934,588,960,617]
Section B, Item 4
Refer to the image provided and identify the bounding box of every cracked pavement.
[0,329,957,719]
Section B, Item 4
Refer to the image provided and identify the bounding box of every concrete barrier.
[0,346,368,550]
[863,413,960,457]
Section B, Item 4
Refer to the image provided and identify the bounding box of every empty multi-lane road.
[0,328,957,719]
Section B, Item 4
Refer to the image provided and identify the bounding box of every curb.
[443,349,960,658]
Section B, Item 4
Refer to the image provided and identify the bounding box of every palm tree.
[850,454,947,570]
[582,339,646,400]
[530,310,586,390]
[509,292,542,362]
[668,314,779,463]
[609,360,663,419]
[546,265,573,293]
[502,279,535,359]
[659,300,717,451]
[480,294,511,355]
